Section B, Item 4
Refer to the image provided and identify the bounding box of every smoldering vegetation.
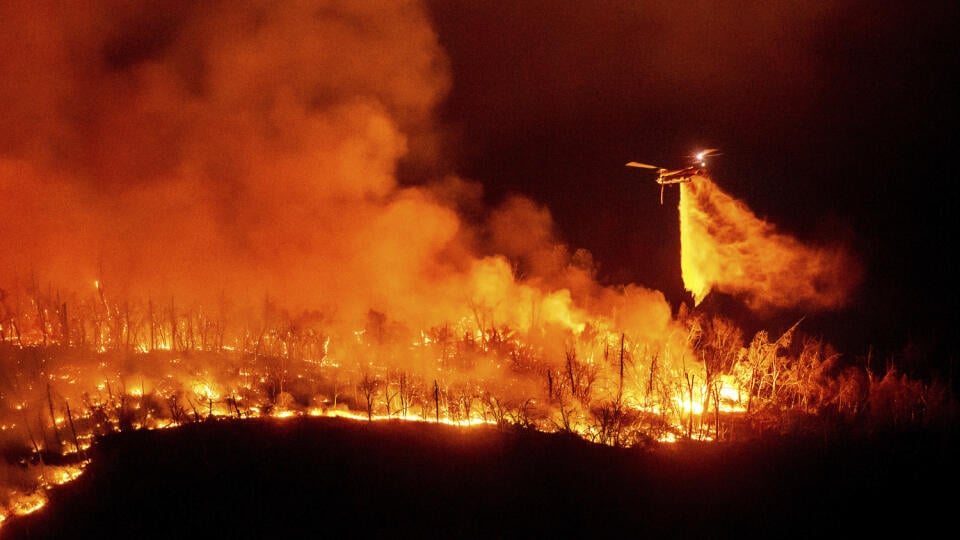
[1,280,957,528]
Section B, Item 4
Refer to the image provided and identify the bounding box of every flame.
[10,492,46,517]
[44,464,87,487]
[0,0,890,530]
[0,463,88,526]
[679,175,860,311]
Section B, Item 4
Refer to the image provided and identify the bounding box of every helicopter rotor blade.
[626,161,660,169]
[695,148,721,159]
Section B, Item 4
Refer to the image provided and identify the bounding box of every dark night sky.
[424,1,960,363]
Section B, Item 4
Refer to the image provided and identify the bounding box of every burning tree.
[1,275,957,525]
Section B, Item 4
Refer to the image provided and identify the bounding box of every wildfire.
[0,463,89,526]
[0,0,948,534]
[0,287,758,528]
[9,492,45,517]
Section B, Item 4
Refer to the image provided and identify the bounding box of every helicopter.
[626,148,720,204]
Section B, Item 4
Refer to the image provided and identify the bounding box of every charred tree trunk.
[59,301,69,347]
[684,370,696,439]
[618,334,625,404]
[21,408,46,484]
[169,297,178,352]
[399,371,408,416]
[65,400,84,459]
[47,384,63,451]
[647,354,658,399]
[148,299,156,351]
[714,381,721,440]
[123,301,131,353]
[33,277,48,347]
[357,373,379,421]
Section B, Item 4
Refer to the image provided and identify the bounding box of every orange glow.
[10,492,46,517]
[1,463,88,526]
[679,175,860,312]
[0,0,905,531]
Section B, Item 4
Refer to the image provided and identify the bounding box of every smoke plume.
[0,0,678,342]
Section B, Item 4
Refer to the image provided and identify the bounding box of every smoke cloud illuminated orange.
[0,0,684,341]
